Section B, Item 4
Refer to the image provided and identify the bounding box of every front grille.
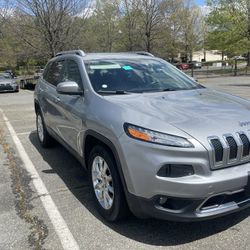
[226,136,238,160]
[209,132,250,168]
[210,139,223,162]
[0,84,12,91]
[239,134,250,157]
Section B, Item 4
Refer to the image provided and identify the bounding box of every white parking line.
[0,108,80,250]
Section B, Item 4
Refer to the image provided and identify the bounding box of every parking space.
[1,77,250,250]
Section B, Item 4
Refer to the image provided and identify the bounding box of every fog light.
[157,164,194,178]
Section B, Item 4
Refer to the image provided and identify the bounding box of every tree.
[15,0,90,57]
[119,0,141,51]
[0,0,11,35]
[139,0,167,52]
[93,0,120,52]
[206,0,250,64]
[180,1,203,61]
[0,0,206,68]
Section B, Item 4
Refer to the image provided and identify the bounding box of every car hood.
[0,79,14,85]
[106,88,250,143]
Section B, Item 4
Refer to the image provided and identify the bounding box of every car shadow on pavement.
[29,131,250,247]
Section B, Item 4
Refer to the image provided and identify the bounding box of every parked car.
[35,50,250,222]
[4,69,15,78]
[233,56,246,60]
[176,62,189,70]
[0,73,19,92]
[188,61,202,69]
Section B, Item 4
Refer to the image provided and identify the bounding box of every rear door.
[42,59,67,133]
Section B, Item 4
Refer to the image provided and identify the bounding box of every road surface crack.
[0,128,48,250]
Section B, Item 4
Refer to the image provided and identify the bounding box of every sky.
[195,0,205,5]
[0,0,206,8]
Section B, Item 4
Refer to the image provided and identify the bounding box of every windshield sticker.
[90,64,121,70]
[101,84,108,89]
[122,65,133,70]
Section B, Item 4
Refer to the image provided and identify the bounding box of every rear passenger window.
[66,60,82,86]
[44,60,66,86]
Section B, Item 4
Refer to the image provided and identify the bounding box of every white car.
[0,73,19,92]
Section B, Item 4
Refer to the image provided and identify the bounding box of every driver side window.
[44,60,66,87]
[66,60,83,88]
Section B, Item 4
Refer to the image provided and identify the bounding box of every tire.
[36,109,54,147]
[88,145,128,222]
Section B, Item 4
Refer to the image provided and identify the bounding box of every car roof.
[53,50,159,61]
[82,52,156,61]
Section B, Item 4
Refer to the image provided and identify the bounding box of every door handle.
[54,97,61,103]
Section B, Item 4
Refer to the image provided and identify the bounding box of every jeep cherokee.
[34,50,250,222]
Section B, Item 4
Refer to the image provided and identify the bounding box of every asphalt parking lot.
[1,76,250,250]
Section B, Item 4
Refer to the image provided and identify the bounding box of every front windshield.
[0,74,11,80]
[84,58,202,94]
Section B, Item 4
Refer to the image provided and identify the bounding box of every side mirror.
[56,81,83,95]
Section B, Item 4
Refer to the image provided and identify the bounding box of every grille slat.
[210,139,224,162]
[226,136,238,160]
[209,133,250,168]
[239,134,250,157]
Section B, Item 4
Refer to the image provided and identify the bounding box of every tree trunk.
[222,51,225,61]
[203,49,206,62]
[145,32,151,52]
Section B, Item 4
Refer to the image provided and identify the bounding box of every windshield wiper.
[97,90,132,95]
[140,88,177,92]
[160,88,177,92]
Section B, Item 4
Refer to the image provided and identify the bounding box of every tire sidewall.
[88,145,123,221]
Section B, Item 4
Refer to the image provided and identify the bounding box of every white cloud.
[0,7,14,18]
[200,5,211,16]
[75,7,95,18]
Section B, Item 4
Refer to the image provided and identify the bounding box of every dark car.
[189,61,202,69]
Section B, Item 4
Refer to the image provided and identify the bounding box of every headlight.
[124,123,193,148]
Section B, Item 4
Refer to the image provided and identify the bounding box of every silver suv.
[34,50,250,222]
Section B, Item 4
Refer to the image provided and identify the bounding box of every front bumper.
[118,133,250,221]
[127,185,250,221]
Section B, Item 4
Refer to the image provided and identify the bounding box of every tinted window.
[66,60,82,86]
[43,62,52,80]
[84,59,201,94]
[44,60,65,86]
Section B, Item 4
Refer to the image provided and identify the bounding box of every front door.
[54,59,86,155]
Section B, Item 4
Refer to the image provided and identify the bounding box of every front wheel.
[88,145,128,221]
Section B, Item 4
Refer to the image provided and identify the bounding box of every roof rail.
[133,51,155,57]
[55,50,86,57]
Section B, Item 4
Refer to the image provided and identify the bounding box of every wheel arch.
[83,130,128,192]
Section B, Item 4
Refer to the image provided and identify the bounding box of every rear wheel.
[36,109,54,147]
[88,145,128,221]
